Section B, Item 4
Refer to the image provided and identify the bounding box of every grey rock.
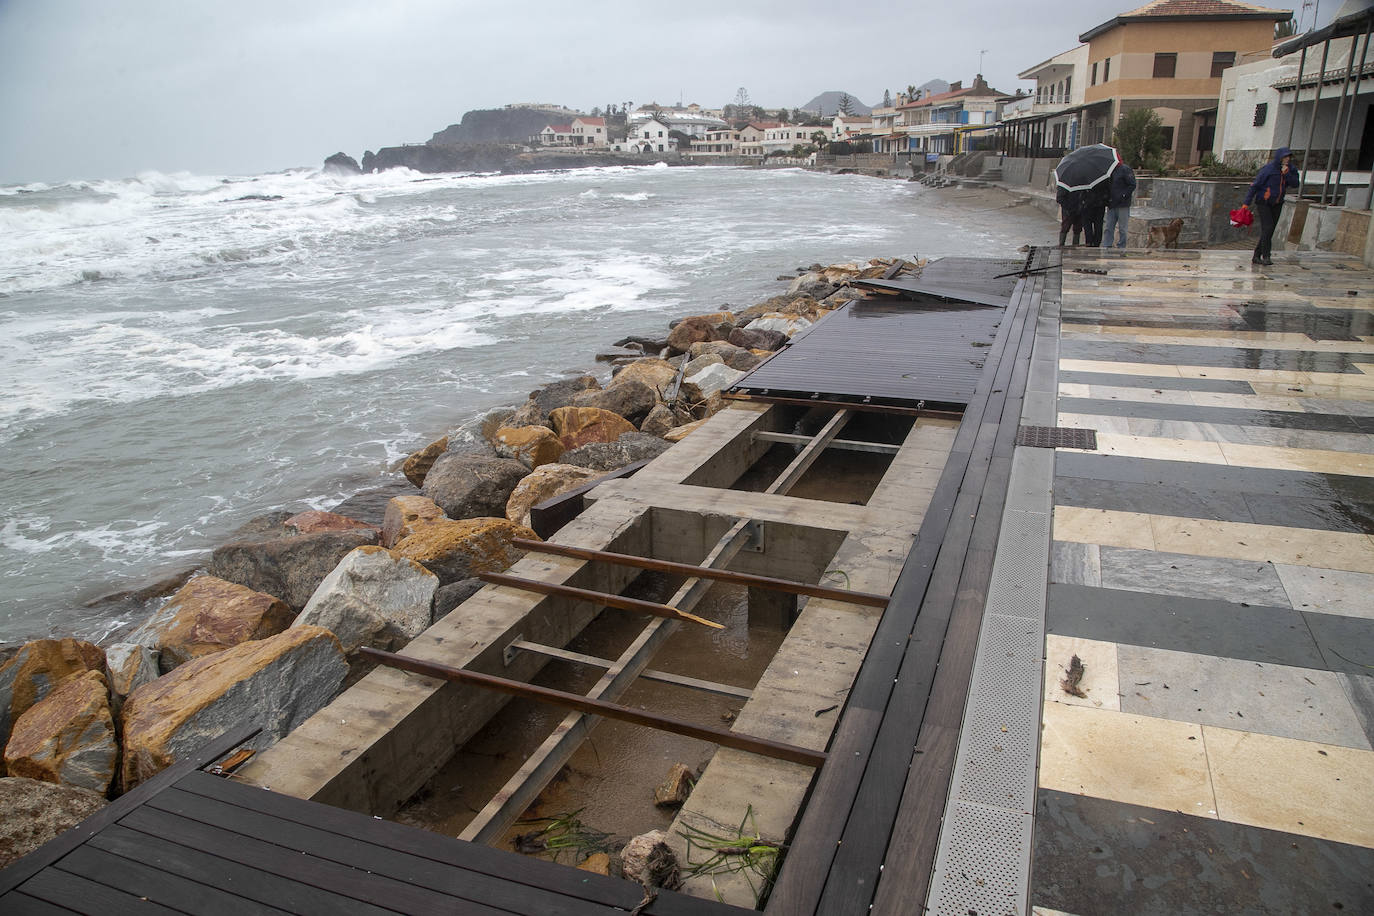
[560,433,672,472]
[0,777,106,868]
[294,547,438,655]
[433,578,486,621]
[506,375,601,428]
[639,404,678,438]
[208,529,380,610]
[728,326,788,351]
[571,380,658,425]
[421,454,529,520]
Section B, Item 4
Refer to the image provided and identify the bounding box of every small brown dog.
[1146,217,1184,249]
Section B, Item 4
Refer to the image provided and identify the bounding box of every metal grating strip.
[927,802,1034,916]
[1015,425,1096,450]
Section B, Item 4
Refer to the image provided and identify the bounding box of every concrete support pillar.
[748,586,797,630]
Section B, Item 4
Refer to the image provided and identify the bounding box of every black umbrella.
[1054,143,1120,193]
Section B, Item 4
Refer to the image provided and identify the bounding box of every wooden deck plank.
[0,892,77,915]
[172,771,742,916]
[54,844,285,916]
[119,804,517,916]
[88,824,394,916]
[18,868,184,915]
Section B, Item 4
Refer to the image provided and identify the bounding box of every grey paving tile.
[1058,370,1253,393]
[1340,673,1374,752]
[1122,418,1214,439]
[1206,423,1374,454]
[1054,477,1256,524]
[1241,492,1374,535]
[1054,453,1374,505]
[1097,547,1290,607]
[1032,789,1374,916]
[1055,397,1369,433]
[1051,540,1100,587]
[1116,646,1371,750]
[1273,565,1374,619]
[1062,339,1372,373]
[1047,584,1326,670]
[1305,611,1374,679]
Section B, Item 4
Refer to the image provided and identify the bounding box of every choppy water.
[0,163,1052,644]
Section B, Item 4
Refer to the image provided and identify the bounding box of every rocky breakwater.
[0,256,913,868]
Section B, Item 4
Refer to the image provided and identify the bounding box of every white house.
[612,118,677,153]
[831,114,872,141]
[570,117,608,147]
[533,123,575,146]
[762,124,814,155]
[694,126,741,157]
[1003,44,1090,156]
[738,122,780,157]
[628,106,728,138]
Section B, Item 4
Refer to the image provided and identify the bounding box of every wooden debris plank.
[88,824,392,916]
[52,844,274,916]
[512,539,890,608]
[362,648,826,769]
[478,572,724,629]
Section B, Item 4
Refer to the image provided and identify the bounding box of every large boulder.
[666,312,735,353]
[433,578,486,622]
[728,326,788,352]
[127,575,295,673]
[293,546,438,655]
[609,358,677,394]
[505,464,600,528]
[284,510,377,535]
[560,432,672,472]
[0,639,105,762]
[402,436,449,487]
[120,626,346,790]
[639,404,679,438]
[323,152,363,175]
[3,670,116,794]
[393,518,538,586]
[506,375,601,428]
[0,777,106,868]
[493,425,564,469]
[421,453,530,520]
[787,271,839,300]
[209,528,379,611]
[688,341,762,372]
[681,352,724,377]
[548,406,637,451]
[681,363,746,401]
[744,314,813,337]
[571,381,658,426]
[103,643,160,709]
[381,494,447,548]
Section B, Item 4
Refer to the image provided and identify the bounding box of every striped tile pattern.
[1032,250,1374,915]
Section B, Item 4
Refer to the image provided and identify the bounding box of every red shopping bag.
[1229,206,1253,228]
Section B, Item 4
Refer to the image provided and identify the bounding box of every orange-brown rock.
[393,517,539,585]
[666,311,735,353]
[0,639,106,763]
[381,494,447,548]
[129,575,295,673]
[653,762,695,807]
[284,510,378,535]
[664,418,709,442]
[505,464,600,528]
[547,407,637,452]
[609,358,676,395]
[402,435,449,487]
[4,670,116,794]
[493,425,564,469]
[639,404,678,438]
[120,626,346,790]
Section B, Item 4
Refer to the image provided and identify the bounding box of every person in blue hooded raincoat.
[1242,146,1300,265]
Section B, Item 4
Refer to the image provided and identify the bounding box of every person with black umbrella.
[1054,144,1120,249]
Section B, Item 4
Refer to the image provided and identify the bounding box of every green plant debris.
[676,806,783,899]
[512,808,618,864]
[821,569,851,589]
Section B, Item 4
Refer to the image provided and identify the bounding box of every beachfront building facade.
[832,114,873,140]
[869,102,905,153]
[1074,0,1291,165]
[1001,45,1090,157]
[693,126,741,157]
[570,117,608,147]
[533,123,575,146]
[762,124,814,155]
[897,75,1010,154]
[738,122,782,157]
[628,106,728,138]
[612,117,677,153]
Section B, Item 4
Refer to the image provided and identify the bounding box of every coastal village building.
[869,101,904,153]
[532,123,575,146]
[627,105,727,138]
[693,126,741,157]
[569,116,608,147]
[762,123,814,155]
[831,114,873,140]
[1001,45,1090,157]
[738,121,782,157]
[897,75,1011,154]
[1075,0,1291,165]
[611,117,677,153]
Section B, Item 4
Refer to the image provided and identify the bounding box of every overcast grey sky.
[0,0,1300,184]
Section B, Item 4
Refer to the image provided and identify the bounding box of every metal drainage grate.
[1015,425,1097,450]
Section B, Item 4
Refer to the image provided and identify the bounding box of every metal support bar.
[512,538,889,608]
[1323,29,1362,203]
[753,430,901,455]
[1333,24,1373,198]
[1287,45,1308,149]
[477,572,723,629]
[1301,38,1332,200]
[765,408,851,495]
[505,639,753,700]
[360,648,825,769]
[723,391,963,420]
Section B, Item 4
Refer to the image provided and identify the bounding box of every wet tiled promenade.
[1030,249,1374,915]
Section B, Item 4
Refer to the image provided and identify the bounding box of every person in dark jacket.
[1242,146,1300,265]
[1102,160,1137,249]
[1082,181,1110,247]
[1057,186,1085,246]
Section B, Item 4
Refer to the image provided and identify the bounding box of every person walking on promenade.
[1057,186,1085,246]
[1103,159,1136,249]
[1082,181,1110,247]
[1242,146,1300,265]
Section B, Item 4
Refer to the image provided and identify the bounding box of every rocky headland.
[0,256,923,870]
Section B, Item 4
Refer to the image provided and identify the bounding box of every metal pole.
[1333,18,1374,203]
[1287,45,1308,149]
[1300,38,1332,199]
[1321,29,1362,202]
[477,571,724,629]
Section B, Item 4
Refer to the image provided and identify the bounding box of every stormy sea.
[0,163,1052,644]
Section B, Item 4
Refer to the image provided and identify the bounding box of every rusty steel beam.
[477,571,723,629]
